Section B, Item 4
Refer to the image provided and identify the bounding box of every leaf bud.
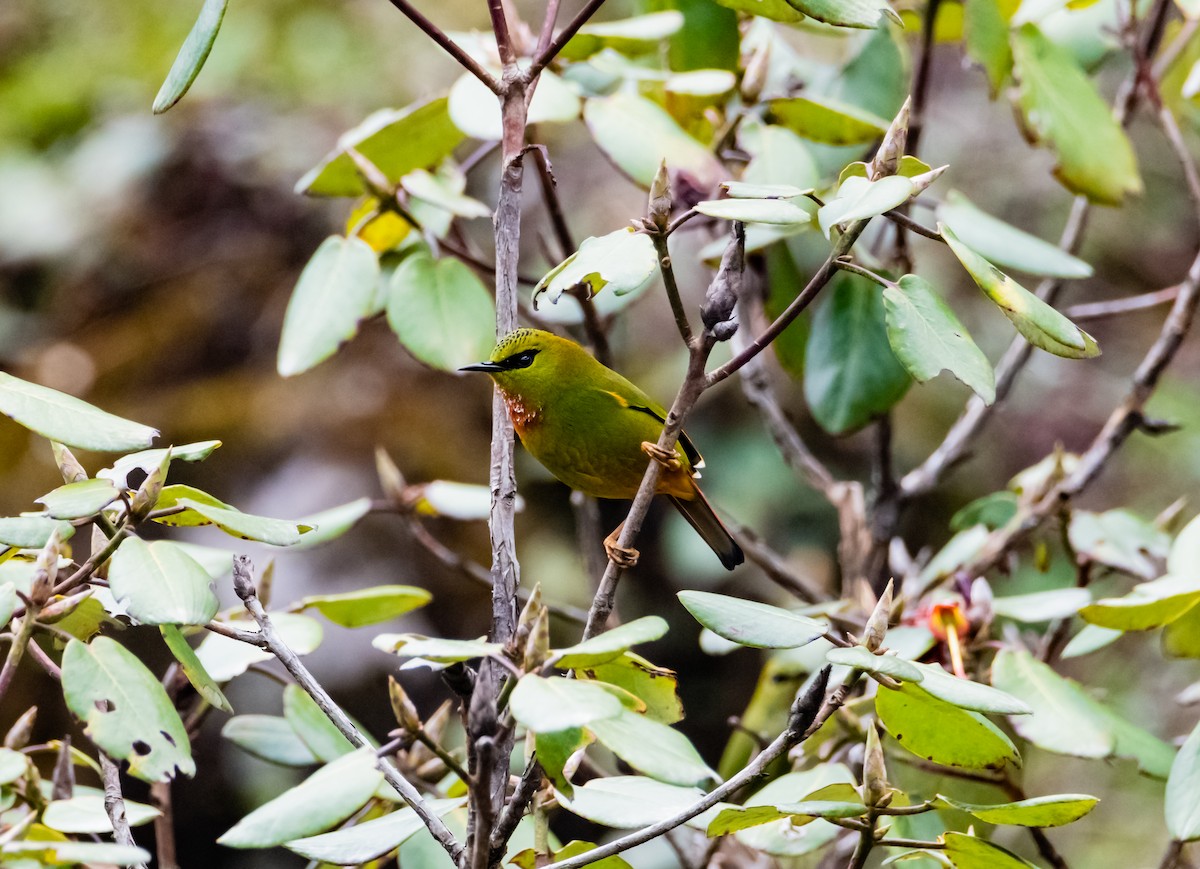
[129,449,171,523]
[864,579,893,652]
[4,706,37,749]
[701,223,745,341]
[863,722,888,807]
[37,589,93,622]
[523,606,550,672]
[740,40,770,104]
[51,443,88,484]
[648,161,673,230]
[388,675,422,733]
[375,447,408,507]
[869,96,911,181]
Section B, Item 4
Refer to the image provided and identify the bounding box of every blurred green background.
[2,0,1199,866]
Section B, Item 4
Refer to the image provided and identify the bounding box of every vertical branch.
[99,752,145,869]
[150,782,179,869]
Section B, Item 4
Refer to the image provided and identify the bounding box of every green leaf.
[0,747,26,784]
[449,69,580,141]
[554,616,669,669]
[766,96,889,145]
[277,235,380,377]
[372,633,501,663]
[296,99,464,197]
[937,792,1098,827]
[693,197,812,225]
[0,373,157,452]
[2,841,151,866]
[721,181,811,199]
[537,728,590,796]
[36,479,120,519]
[516,841,633,869]
[1170,512,1200,577]
[576,652,684,724]
[992,587,1092,622]
[42,792,161,833]
[582,93,724,189]
[1080,575,1200,631]
[884,275,996,403]
[108,537,219,626]
[938,190,1092,278]
[1069,508,1171,578]
[1102,704,1176,778]
[286,798,465,863]
[1010,23,1142,204]
[174,498,311,545]
[677,590,827,649]
[1166,719,1200,840]
[943,832,1039,868]
[0,516,74,548]
[825,646,924,682]
[735,765,854,856]
[290,497,374,550]
[283,683,356,763]
[297,585,432,629]
[876,683,1020,769]
[712,0,805,23]
[910,662,1031,714]
[1062,623,1122,658]
[160,624,232,713]
[782,0,900,27]
[563,10,685,58]
[818,175,917,239]
[222,715,320,767]
[99,440,221,485]
[62,637,194,782]
[708,800,867,836]
[151,484,232,526]
[990,647,1114,758]
[588,708,715,787]
[559,776,708,829]
[964,0,1017,93]
[411,480,506,520]
[533,228,657,310]
[941,223,1099,358]
[401,169,490,220]
[740,123,822,197]
[918,526,990,590]
[195,613,323,681]
[951,491,1018,531]
[804,272,911,434]
[152,0,228,113]
[218,748,383,848]
[387,251,496,372]
[1164,602,1200,658]
[510,675,624,733]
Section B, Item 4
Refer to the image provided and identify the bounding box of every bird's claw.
[641,441,681,471]
[604,540,640,568]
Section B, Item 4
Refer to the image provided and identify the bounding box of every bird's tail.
[668,483,744,571]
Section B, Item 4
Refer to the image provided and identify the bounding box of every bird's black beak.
[459,361,504,373]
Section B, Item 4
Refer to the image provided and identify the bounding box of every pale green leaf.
[36,479,120,519]
[561,11,685,59]
[694,197,811,225]
[588,708,715,786]
[911,662,1031,714]
[720,181,811,199]
[283,683,356,763]
[736,765,855,856]
[0,516,75,548]
[943,832,1039,868]
[582,93,724,189]
[576,652,683,724]
[449,69,580,141]
[296,99,464,197]
[964,0,1017,93]
[1168,512,1200,577]
[1069,508,1171,579]
[387,252,496,372]
[1164,603,1200,658]
[818,175,916,239]
[401,169,490,219]
[559,776,708,829]
[174,498,311,546]
[2,841,151,866]
[222,715,320,767]
[941,223,1099,358]
[533,227,657,309]
[0,372,157,452]
[951,491,1019,532]
[152,0,228,113]
[1010,24,1141,204]
[1062,623,1122,658]
[555,616,669,668]
[938,190,1092,278]
[413,480,510,520]
[160,624,232,712]
[677,590,827,649]
[290,497,374,550]
[884,275,995,403]
[708,800,867,836]
[876,683,1020,770]
[195,613,323,681]
[298,585,431,628]
[372,633,501,663]
[936,792,1097,827]
[1080,575,1200,631]
[825,646,924,682]
[277,235,380,377]
[1166,719,1200,840]
[62,637,194,782]
[712,0,805,23]
[767,96,889,145]
[805,272,911,434]
[108,537,218,626]
[42,792,161,833]
[992,587,1092,622]
[218,748,383,847]
[782,0,899,27]
[98,440,221,488]
[0,748,26,785]
[286,798,465,863]
[510,675,624,733]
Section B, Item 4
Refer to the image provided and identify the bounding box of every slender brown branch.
[230,556,465,864]
[727,524,827,603]
[99,752,146,869]
[0,609,36,705]
[487,0,517,65]
[537,0,563,57]
[150,781,179,869]
[652,230,695,346]
[1160,839,1185,869]
[489,757,543,854]
[382,0,503,95]
[526,0,608,80]
[1065,284,1181,321]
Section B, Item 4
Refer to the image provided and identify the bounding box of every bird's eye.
[503,349,539,369]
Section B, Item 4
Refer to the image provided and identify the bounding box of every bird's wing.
[598,389,704,471]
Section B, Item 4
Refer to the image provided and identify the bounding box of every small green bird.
[461,328,743,570]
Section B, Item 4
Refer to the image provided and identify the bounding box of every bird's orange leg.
[640,441,681,471]
[603,521,639,568]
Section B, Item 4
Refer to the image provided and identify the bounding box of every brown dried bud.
[648,161,673,230]
[29,528,63,607]
[129,449,171,523]
[52,443,88,484]
[4,706,37,749]
[869,96,911,181]
[864,579,893,653]
[375,447,408,508]
[701,223,745,341]
[388,675,422,733]
[523,606,550,672]
[863,722,888,807]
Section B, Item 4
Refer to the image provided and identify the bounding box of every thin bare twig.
[652,230,695,347]
[230,556,466,864]
[150,781,179,869]
[1065,284,1181,321]
[99,752,146,869]
[382,0,503,95]
[727,524,827,603]
[526,0,608,81]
